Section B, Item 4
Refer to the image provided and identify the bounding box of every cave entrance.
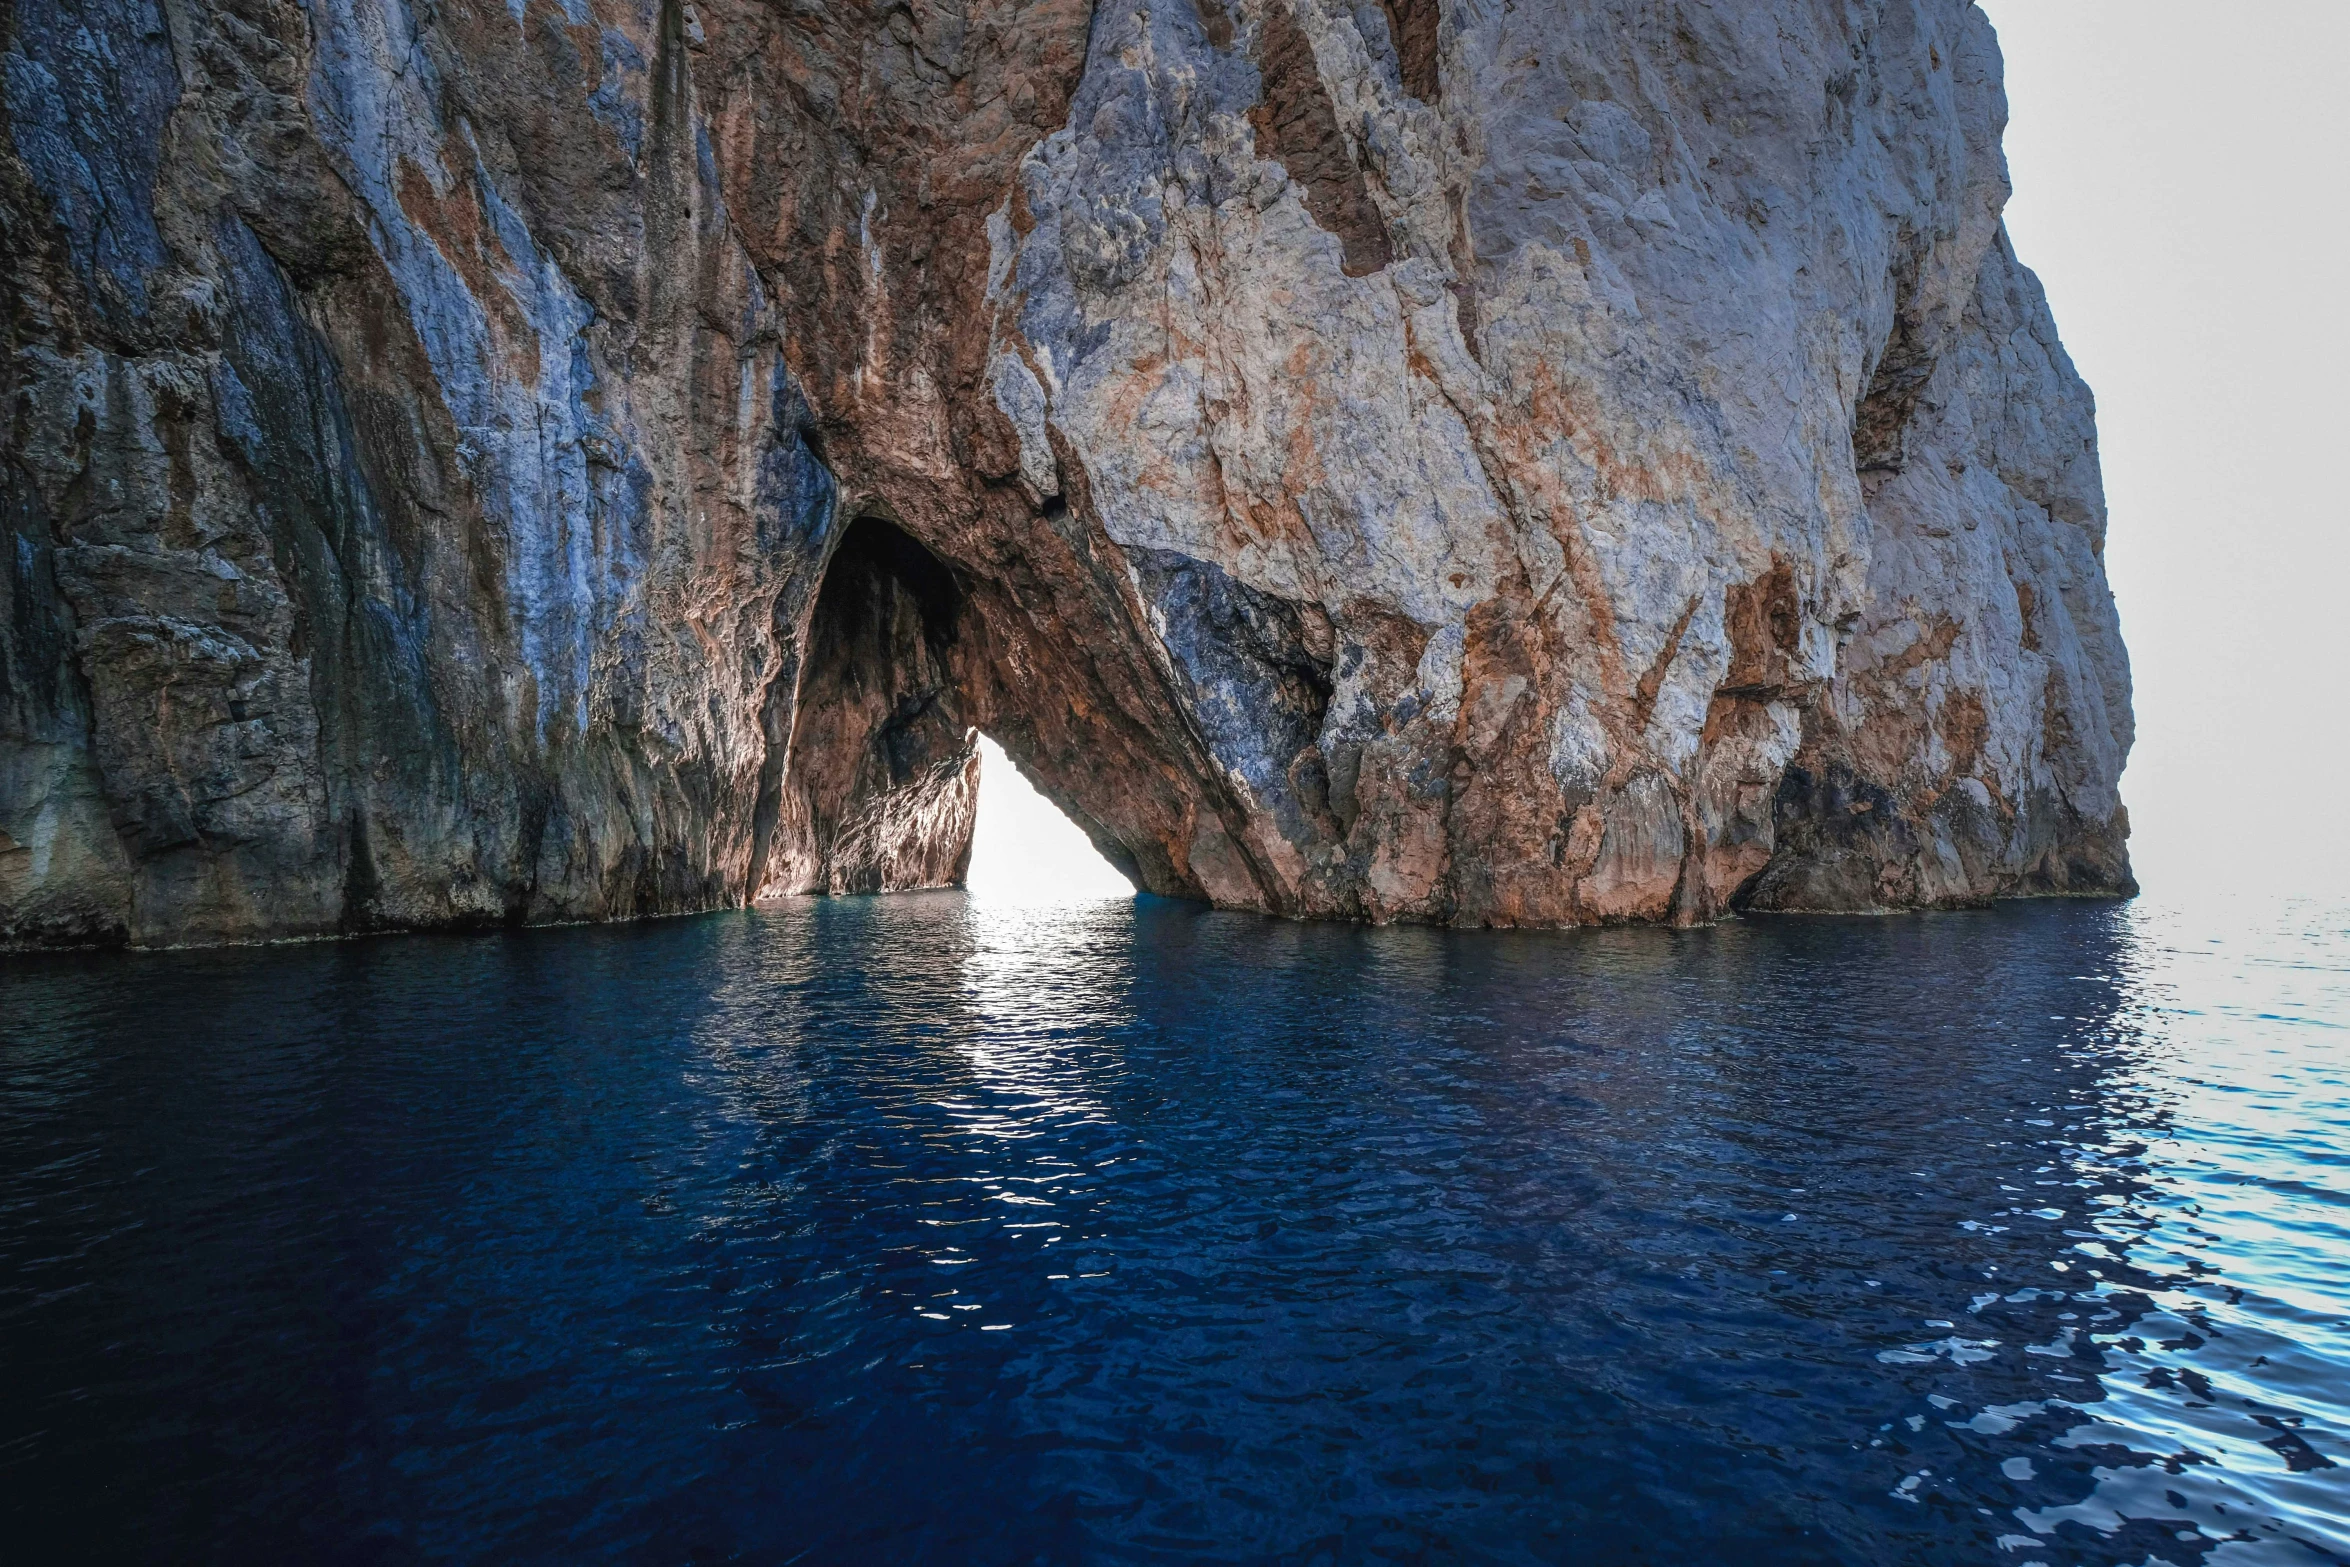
[763,514,1132,903]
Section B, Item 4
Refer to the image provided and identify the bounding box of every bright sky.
[974,2,2350,906]
[964,734,1134,902]
[1982,0,2350,899]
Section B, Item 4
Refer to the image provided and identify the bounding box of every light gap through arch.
[963,733,1134,903]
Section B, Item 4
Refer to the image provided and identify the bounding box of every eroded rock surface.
[1,0,2132,946]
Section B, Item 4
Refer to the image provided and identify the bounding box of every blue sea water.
[1,894,2344,1565]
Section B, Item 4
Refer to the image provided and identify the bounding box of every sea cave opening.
[765,513,1133,905]
[965,733,1134,903]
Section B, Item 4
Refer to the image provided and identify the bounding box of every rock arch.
[754,502,1277,911]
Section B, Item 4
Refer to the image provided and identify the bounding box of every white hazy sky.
[974,3,2350,905]
[964,734,1134,901]
[1982,0,2350,898]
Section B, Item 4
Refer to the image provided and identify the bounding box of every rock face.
[0,0,2132,947]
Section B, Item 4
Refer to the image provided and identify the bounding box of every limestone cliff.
[0,0,2132,947]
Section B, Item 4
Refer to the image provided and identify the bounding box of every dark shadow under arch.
[763,515,981,897]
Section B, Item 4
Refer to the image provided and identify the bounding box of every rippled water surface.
[3,895,2345,1564]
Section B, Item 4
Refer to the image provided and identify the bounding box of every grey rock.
[0,0,2130,947]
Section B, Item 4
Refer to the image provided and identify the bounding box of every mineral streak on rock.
[1,0,2131,947]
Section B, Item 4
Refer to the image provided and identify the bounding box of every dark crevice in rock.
[1247,2,1394,277]
[1,476,79,745]
[770,515,979,897]
[1377,0,1441,103]
[342,806,382,928]
[745,386,839,904]
[1736,758,1913,913]
[1194,0,1235,52]
[1720,558,1803,693]
[1853,231,1935,474]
